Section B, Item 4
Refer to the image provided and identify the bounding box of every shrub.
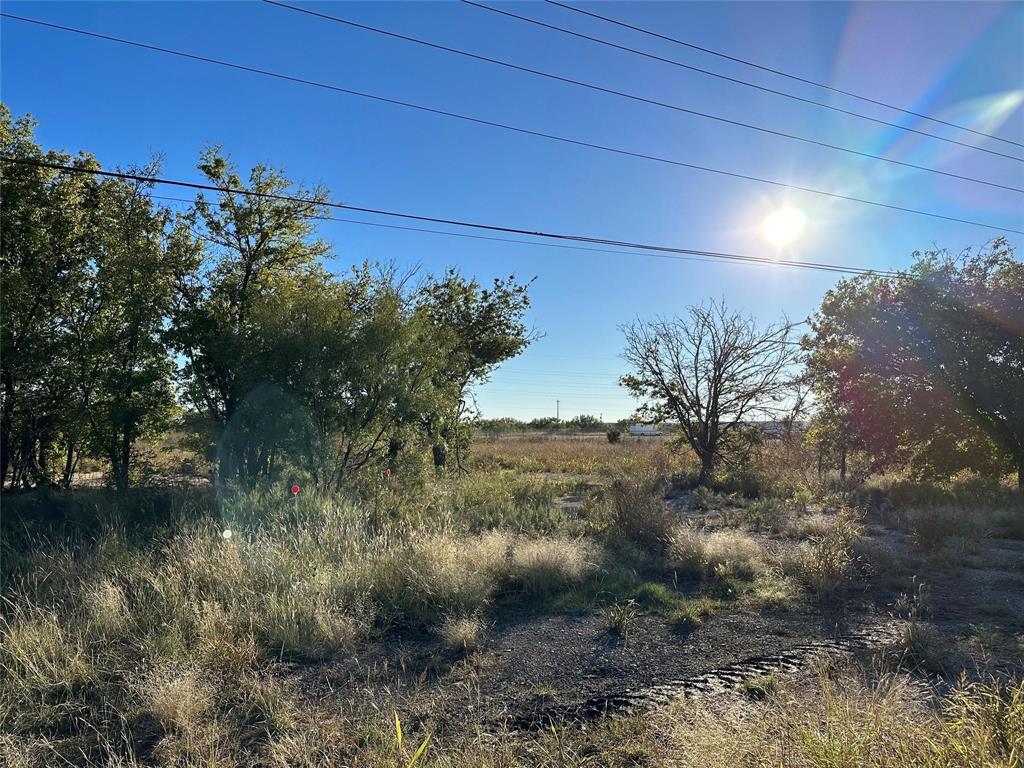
[788,488,813,516]
[744,498,786,531]
[608,476,675,555]
[688,485,722,511]
[714,463,764,499]
[606,429,622,444]
[906,506,985,551]
[991,506,1024,539]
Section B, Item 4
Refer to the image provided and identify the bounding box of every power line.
[463,1,1024,164]
[150,194,793,273]
[3,15,1022,237]
[262,0,1020,194]
[545,0,1024,151]
[6,157,920,279]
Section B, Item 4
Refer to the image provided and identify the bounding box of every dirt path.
[505,619,907,727]
[287,528,1024,736]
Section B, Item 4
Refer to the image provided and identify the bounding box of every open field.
[2,436,1022,767]
[5,2,1022,764]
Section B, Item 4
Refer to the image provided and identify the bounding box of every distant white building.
[627,425,662,437]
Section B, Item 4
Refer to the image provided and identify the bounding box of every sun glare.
[761,207,807,247]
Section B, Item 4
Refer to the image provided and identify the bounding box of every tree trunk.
[61,438,77,489]
[432,443,447,471]
[697,452,715,487]
[117,426,133,490]
[0,370,13,487]
[839,443,848,482]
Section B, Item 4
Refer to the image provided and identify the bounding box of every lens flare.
[761,208,807,247]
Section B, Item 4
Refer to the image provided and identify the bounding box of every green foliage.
[806,241,1023,485]
[606,428,622,444]
[569,414,603,431]
[527,416,563,431]
[744,497,786,531]
[1,111,534,490]
[475,417,530,434]
[0,106,188,489]
[418,269,534,469]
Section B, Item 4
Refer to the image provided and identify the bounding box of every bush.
[607,476,675,555]
[606,429,622,444]
[777,513,863,598]
[744,498,786,531]
[788,488,813,515]
[906,506,985,552]
[688,485,734,511]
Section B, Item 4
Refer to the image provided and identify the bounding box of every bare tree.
[620,300,800,485]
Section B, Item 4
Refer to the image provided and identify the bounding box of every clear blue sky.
[3,1,1022,421]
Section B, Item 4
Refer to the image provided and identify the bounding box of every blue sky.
[3,1,1022,421]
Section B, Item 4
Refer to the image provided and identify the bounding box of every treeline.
[476,414,616,433]
[0,106,534,490]
[3,103,1022,492]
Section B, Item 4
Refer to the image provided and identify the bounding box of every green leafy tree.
[1,106,188,488]
[528,417,563,431]
[173,148,329,482]
[85,166,195,488]
[569,414,603,431]
[245,265,451,489]
[417,270,534,470]
[1,106,99,486]
[806,240,1022,485]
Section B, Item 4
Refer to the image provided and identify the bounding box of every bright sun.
[761,207,807,247]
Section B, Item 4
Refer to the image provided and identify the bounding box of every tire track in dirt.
[504,620,906,728]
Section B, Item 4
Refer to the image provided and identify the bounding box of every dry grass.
[439,615,485,653]
[607,474,676,555]
[137,663,215,731]
[3,436,1020,767]
[472,435,695,479]
[775,512,864,598]
[668,528,765,580]
[507,536,600,597]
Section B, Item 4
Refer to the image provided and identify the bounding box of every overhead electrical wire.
[462,1,1024,164]
[544,0,1024,150]
[261,0,1021,194]
[4,157,913,278]
[150,194,777,273]
[3,14,1021,236]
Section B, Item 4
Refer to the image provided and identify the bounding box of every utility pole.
[556,400,560,420]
